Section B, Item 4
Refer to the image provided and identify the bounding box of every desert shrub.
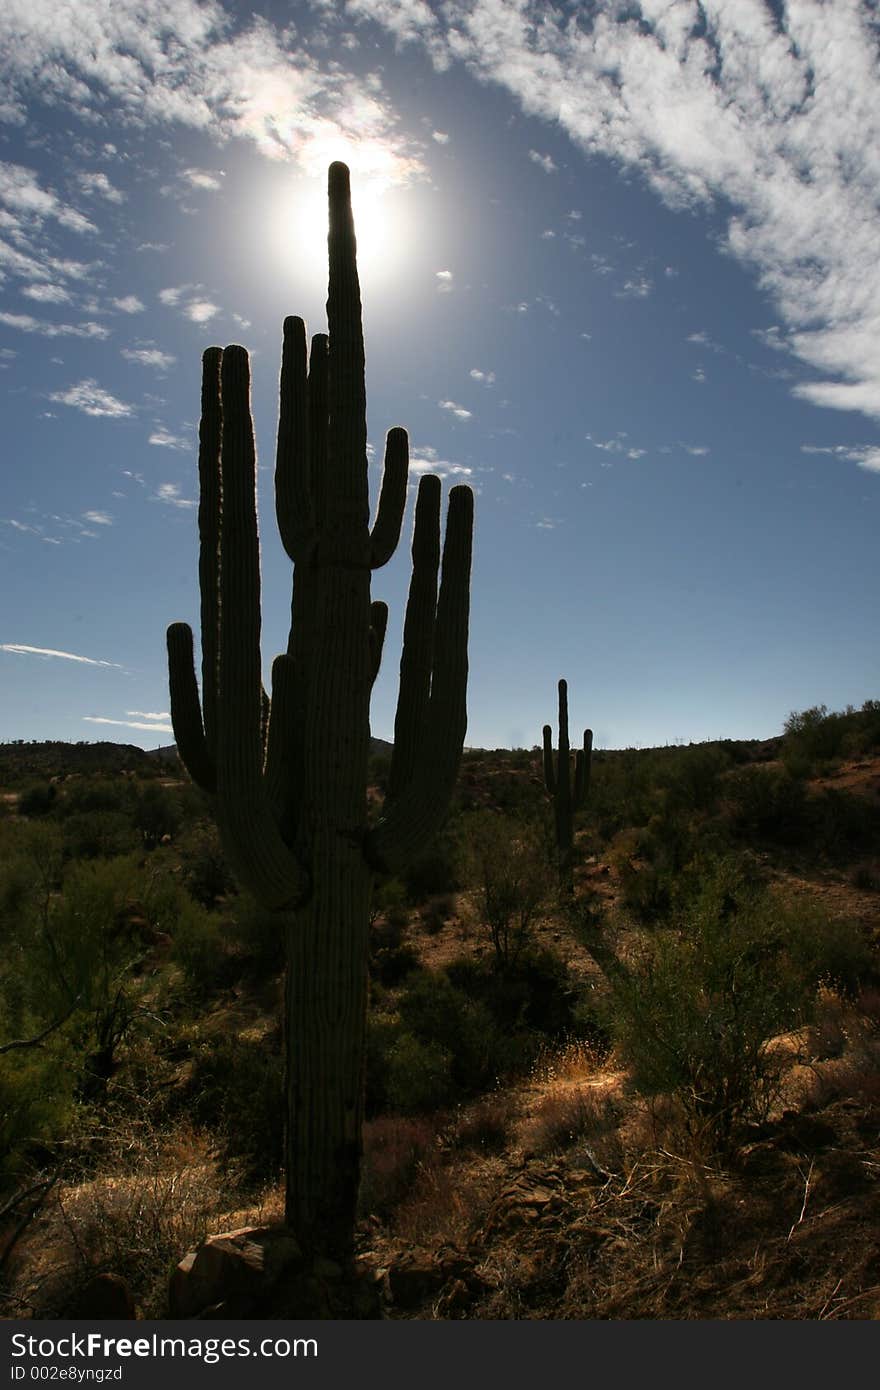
[783,704,848,769]
[170,898,234,994]
[0,1034,74,1196]
[401,833,459,903]
[57,777,136,818]
[365,1012,403,1115]
[463,810,553,969]
[132,782,182,845]
[184,1032,283,1180]
[18,782,57,817]
[419,892,456,935]
[385,1032,455,1112]
[370,876,409,935]
[603,857,870,1146]
[226,892,285,973]
[660,743,731,816]
[61,809,139,860]
[359,1114,438,1216]
[725,766,809,843]
[807,788,880,860]
[178,823,234,907]
[396,970,501,1095]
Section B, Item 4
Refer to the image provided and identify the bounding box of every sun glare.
[269,137,417,294]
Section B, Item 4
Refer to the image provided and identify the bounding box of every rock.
[169,1226,301,1319]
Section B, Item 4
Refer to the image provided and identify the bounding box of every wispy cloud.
[154,482,196,508]
[0,643,122,668]
[49,380,134,418]
[112,295,145,313]
[439,398,472,420]
[0,312,109,339]
[122,346,176,370]
[0,4,426,188]
[149,428,189,450]
[470,367,495,386]
[587,433,646,461]
[435,269,453,292]
[528,149,557,174]
[82,510,113,526]
[83,714,174,733]
[367,1,880,422]
[78,171,125,204]
[409,444,473,480]
[801,443,880,474]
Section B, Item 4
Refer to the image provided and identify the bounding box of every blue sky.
[1,0,878,752]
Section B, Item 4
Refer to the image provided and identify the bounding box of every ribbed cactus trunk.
[543,679,592,891]
[167,163,473,1267]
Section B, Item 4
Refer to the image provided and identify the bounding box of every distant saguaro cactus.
[543,678,592,888]
[167,163,474,1266]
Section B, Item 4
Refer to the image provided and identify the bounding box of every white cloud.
[78,170,125,203]
[22,282,70,304]
[122,346,176,370]
[49,380,133,417]
[801,443,880,474]
[112,295,145,313]
[149,428,189,450]
[0,311,109,338]
[435,269,453,292]
[528,149,556,173]
[83,715,174,733]
[182,168,224,191]
[438,398,472,420]
[0,4,426,189]
[0,643,121,667]
[155,482,196,507]
[186,300,219,323]
[372,1,880,422]
[470,367,495,385]
[409,444,472,479]
[617,275,653,299]
[432,130,449,144]
[681,444,710,457]
[82,510,113,525]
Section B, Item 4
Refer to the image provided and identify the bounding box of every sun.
[268,138,418,295]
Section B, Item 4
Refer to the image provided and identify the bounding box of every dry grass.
[3,1118,278,1319]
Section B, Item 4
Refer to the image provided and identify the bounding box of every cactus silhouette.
[543,678,592,888]
[166,162,474,1263]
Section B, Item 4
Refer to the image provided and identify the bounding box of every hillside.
[0,702,878,1319]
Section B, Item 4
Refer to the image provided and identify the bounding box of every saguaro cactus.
[543,679,592,888]
[167,163,473,1264]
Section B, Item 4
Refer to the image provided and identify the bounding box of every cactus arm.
[263,652,298,839]
[275,316,316,564]
[369,601,388,688]
[386,474,441,800]
[212,345,308,909]
[369,427,409,568]
[574,728,593,809]
[542,724,555,796]
[167,622,216,793]
[366,484,473,873]
[196,346,222,753]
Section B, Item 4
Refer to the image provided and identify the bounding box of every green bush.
[603,857,872,1146]
[62,809,139,860]
[385,1032,454,1113]
[726,766,808,843]
[184,1032,283,1179]
[18,782,57,817]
